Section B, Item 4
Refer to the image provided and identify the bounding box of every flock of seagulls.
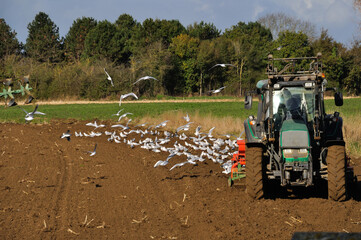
[60,109,240,174]
[15,67,237,174]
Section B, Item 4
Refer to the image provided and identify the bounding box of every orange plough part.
[228,139,246,186]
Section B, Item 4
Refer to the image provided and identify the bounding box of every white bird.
[133,76,159,85]
[85,121,105,129]
[183,113,190,122]
[104,68,114,87]
[207,127,216,138]
[17,104,46,122]
[118,112,133,122]
[209,63,236,71]
[87,143,97,156]
[154,152,176,168]
[60,130,71,141]
[112,108,124,117]
[209,86,226,94]
[155,120,169,129]
[169,160,196,171]
[119,92,138,106]
[176,122,193,133]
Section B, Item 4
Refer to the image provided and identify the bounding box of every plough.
[228,139,246,187]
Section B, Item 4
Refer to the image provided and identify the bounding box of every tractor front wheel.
[246,146,265,199]
[327,145,347,201]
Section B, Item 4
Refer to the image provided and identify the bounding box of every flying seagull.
[104,68,114,87]
[112,108,124,117]
[209,86,226,94]
[183,113,190,122]
[119,92,138,106]
[87,143,97,156]
[209,63,236,71]
[133,76,159,85]
[17,104,46,122]
[61,130,71,141]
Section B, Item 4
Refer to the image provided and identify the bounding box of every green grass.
[0,98,359,123]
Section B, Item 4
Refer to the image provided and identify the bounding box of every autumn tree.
[25,12,62,62]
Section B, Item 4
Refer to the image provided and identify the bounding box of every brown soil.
[0,121,360,240]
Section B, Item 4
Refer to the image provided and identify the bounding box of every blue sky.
[1,0,360,47]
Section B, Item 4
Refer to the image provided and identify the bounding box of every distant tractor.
[244,53,355,201]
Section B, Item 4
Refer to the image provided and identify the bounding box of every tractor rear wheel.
[246,146,265,199]
[327,145,347,201]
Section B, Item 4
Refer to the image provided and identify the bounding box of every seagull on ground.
[209,86,226,94]
[104,68,114,87]
[87,143,97,156]
[154,120,169,129]
[17,104,46,122]
[119,92,138,106]
[133,76,159,85]
[85,121,105,129]
[60,130,71,141]
[208,63,236,71]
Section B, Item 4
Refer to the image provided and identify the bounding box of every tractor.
[244,53,355,201]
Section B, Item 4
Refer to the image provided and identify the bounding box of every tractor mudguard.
[244,118,263,144]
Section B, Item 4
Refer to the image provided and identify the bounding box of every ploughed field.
[0,121,360,240]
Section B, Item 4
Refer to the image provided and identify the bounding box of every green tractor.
[244,53,355,201]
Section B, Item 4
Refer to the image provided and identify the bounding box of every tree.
[115,14,139,63]
[142,18,186,46]
[224,21,273,95]
[25,12,62,62]
[187,21,220,40]
[169,34,200,94]
[64,17,97,61]
[0,18,20,59]
[311,29,349,88]
[257,12,317,41]
[83,20,127,63]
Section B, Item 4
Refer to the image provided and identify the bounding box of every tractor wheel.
[327,145,347,201]
[245,146,265,199]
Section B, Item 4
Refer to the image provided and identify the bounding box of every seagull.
[209,86,226,94]
[60,130,71,141]
[118,112,133,122]
[154,152,176,168]
[208,63,236,71]
[112,108,124,117]
[169,160,196,171]
[176,122,193,133]
[104,68,114,87]
[119,92,138,106]
[154,120,169,129]
[17,104,46,122]
[133,76,159,85]
[183,113,190,122]
[87,143,97,156]
[85,121,105,129]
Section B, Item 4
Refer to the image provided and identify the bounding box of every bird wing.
[93,143,97,152]
[34,111,46,115]
[17,106,28,114]
[104,68,111,78]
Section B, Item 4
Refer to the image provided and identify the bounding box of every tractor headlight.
[283,149,294,158]
[283,149,309,159]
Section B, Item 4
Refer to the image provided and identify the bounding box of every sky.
[1,0,360,47]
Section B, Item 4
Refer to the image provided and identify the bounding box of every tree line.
[1,11,361,100]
